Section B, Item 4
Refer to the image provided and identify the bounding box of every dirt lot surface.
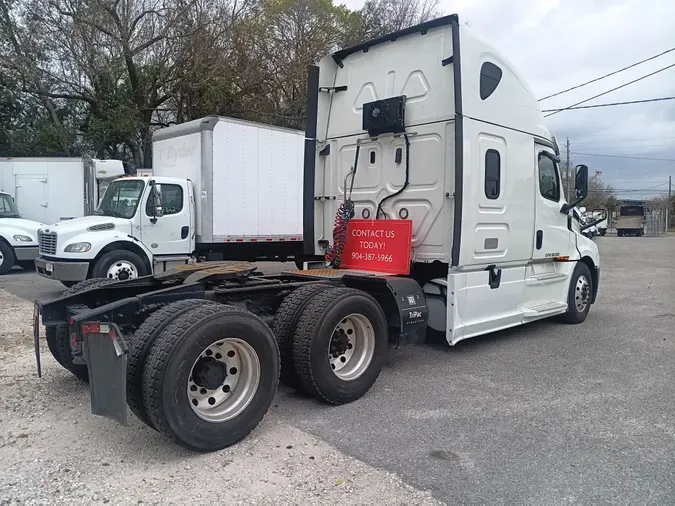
[0,289,437,505]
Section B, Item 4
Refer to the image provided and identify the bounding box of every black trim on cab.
[450,16,463,267]
[303,65,320,255]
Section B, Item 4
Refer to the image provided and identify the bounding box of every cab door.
[140,180,192,255]
[533,148,572,260]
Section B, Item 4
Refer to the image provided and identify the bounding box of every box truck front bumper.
[35,256,89,282]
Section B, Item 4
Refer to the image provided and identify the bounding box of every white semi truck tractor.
[33,15,603,452]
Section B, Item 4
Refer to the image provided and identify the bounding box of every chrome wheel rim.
[106,260,137,280]
[575,274,590,313]
[188,339,260,423]
[328,313,375,381]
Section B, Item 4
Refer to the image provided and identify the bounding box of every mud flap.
[82,323,129,426]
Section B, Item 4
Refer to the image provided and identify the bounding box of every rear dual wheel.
[140,303,279,451]
[44,278,117,381]
[290,287,388,405]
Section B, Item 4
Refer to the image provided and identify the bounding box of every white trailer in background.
[33,117,305,285]
[0,157,128,224]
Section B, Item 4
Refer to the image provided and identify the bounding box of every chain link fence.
[645,210,667,237]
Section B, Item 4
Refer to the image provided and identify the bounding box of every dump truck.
[616,204,645,236]
[33,15,602,452]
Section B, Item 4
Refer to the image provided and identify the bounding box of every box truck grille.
[39,231,57,255]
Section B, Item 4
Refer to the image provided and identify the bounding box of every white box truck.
[34,16,604,451]
[33,117,305,285]
[0,157,128,224]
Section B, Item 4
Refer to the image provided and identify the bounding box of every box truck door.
[533,149,571,260]
[140,181,191,255]
[15,176,47,223]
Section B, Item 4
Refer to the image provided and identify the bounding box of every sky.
[341,0,675,199]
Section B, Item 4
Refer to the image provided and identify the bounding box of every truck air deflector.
[331,15,459,67]
[450,15,464,267]
[303,65,320,255]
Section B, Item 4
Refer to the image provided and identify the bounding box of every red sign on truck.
[340,219,413,274]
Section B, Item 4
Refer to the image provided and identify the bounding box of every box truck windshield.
[0,193,21,218]
[95,179,145,219]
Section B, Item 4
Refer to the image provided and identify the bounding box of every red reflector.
[266,238,273,241]
[82,323,100,333]
[250,238,257,242]
[236,239,244,242]
[69,317,75,325]
[290,237,297,241]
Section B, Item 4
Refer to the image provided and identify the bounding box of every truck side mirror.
[149,181,164,223]
[575,164,588,200]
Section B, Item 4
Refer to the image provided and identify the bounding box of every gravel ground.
[0,289,438,505]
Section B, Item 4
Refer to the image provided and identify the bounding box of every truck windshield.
[620,206,644,216]
[96,179,145,219]
[0,194,21,218]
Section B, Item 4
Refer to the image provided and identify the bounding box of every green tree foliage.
[0,0,439,165]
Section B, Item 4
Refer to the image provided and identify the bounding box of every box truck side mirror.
[148,180,164,223]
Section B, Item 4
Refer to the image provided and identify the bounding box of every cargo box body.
[152,116,304,245]
[0,158,125,224]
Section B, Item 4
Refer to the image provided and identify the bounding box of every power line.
[541,96,675,113]
[543,62,675,118]
[538,46,675,101]
[571,152,675,162]
[572,137,675,145]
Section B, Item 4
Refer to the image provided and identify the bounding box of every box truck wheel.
[0,241,15,275]
[127,299,218,430]
[273,283,331,389]
[92,250,148,280]
[45,278,117,380]
[291,288,387,405]
[560,263,593,324]
[141,304,280,452]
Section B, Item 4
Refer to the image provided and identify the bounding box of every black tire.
[45,278,117,381]
[560,262,593,324]
[273,283,330,389]
[92,250,148,280]
[617,230,623,237]
[0,241,15,275]
[142,304,280,452]
[127,299,218,429]
[600,230,606,236]
[60,281,78,288]
[292,287,387,405]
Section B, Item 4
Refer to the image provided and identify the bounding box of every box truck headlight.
[13,235,33,242]
[65,242,91,253]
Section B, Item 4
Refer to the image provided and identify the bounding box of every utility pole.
[566,137,571,201]
[667,175,672,234]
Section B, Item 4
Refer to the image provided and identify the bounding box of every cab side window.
[538,155,560,202]
[146,184,184,216]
